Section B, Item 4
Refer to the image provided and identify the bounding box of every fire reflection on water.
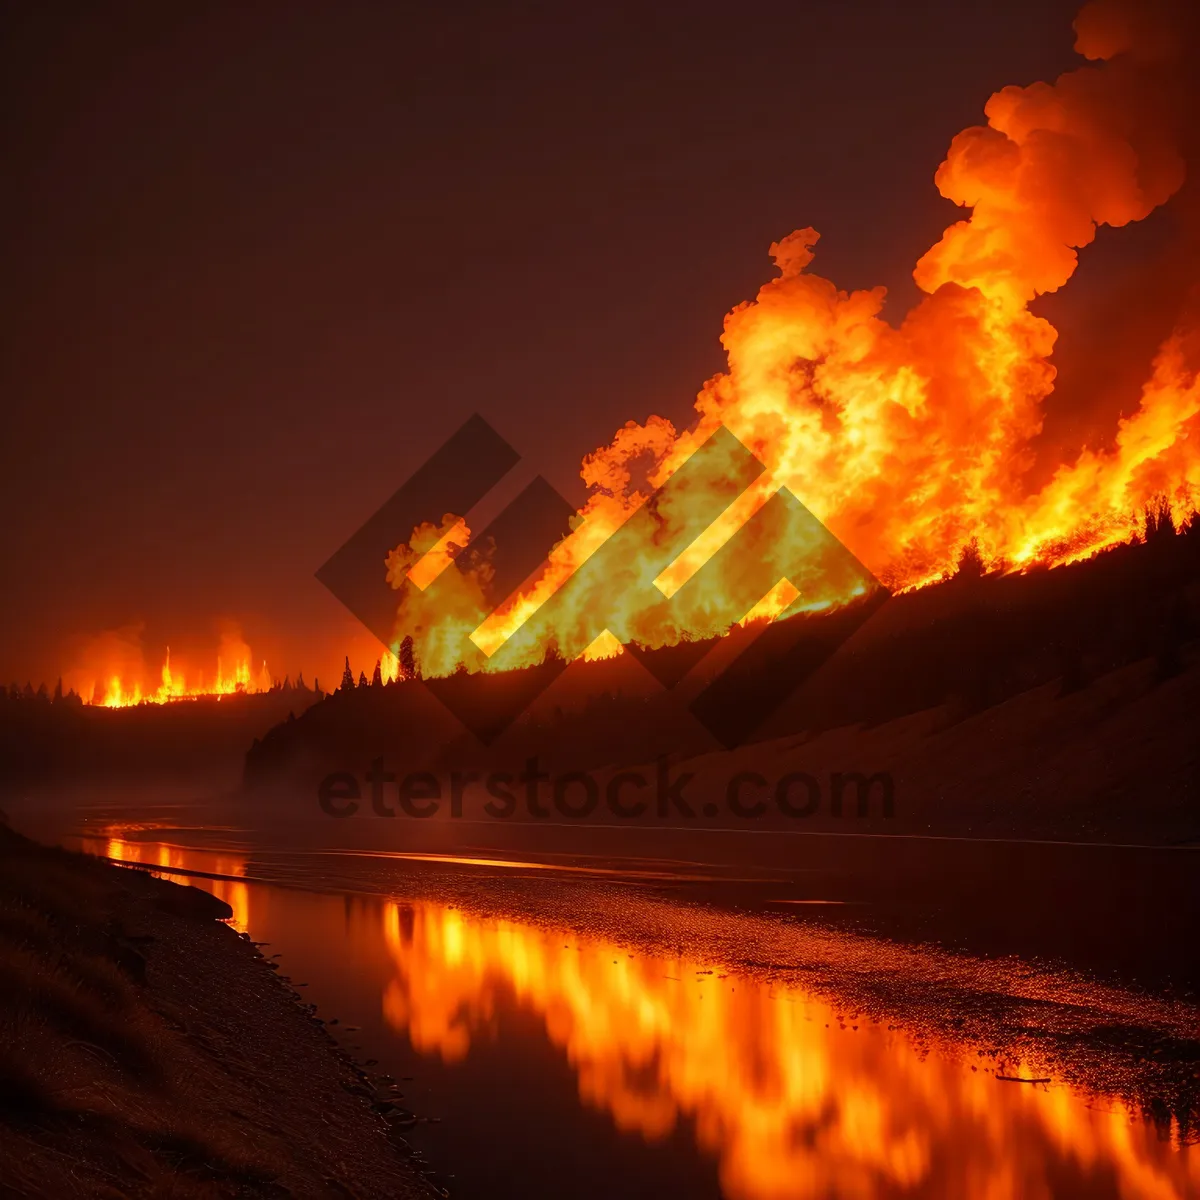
[103,836,250,933]
[87,836,1195,1199]
[377,901,1196,1200]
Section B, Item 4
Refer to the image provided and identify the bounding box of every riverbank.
[0,821,431,1199]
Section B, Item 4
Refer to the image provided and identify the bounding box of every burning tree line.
[246,498,1200,791]
[932,496,1200,704]
[0,672,324,709]
[334,635,420,693]
[4,631,420,716]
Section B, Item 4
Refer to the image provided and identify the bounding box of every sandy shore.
[0,822,433,1199]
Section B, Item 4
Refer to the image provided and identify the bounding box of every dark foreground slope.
[0,822,427,1199]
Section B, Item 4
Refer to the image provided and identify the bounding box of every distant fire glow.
[70,627,272,708]
[94,648,271,708]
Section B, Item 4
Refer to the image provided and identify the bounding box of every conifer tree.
[340,656,355,692]
[358,670,368,688]
[952,537,986,583]
[371,659,383,687]
[399,635,417,681]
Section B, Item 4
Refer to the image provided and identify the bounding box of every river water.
[10,795,1198,1199]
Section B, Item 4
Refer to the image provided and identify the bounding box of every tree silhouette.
[357,670,368,688]
[340,656,355,692]
[399,635,418,681]
[952,537,987,583]
[371,659,383,687]
[53,677,63,704]
[1144,495,1176,543]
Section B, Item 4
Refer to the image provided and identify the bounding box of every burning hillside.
[381,0,1200,680]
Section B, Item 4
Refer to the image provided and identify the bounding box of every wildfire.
[387,0,1200,679]
[94,648,271,708]
[72,628,272,708]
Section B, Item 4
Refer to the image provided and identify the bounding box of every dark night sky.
[0,0,1090,685]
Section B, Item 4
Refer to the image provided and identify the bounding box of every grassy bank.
[0,821,428,1199]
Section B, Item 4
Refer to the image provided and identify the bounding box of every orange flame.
[71,627,272,708]
[387,1,1200,679]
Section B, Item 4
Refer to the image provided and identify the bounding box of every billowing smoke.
[392,1,1200,672]
[578,0,1200,586]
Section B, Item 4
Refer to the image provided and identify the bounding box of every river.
[9,793,1198,1199]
